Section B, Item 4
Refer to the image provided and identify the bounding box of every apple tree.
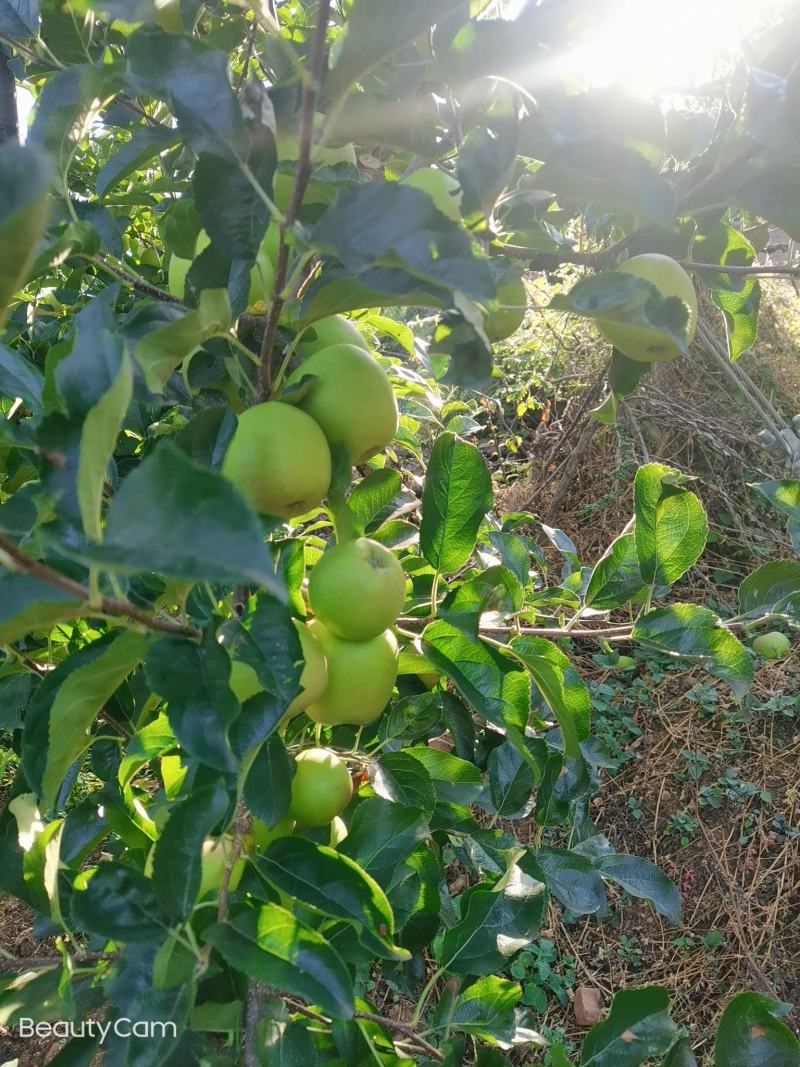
[0,0,798,1064]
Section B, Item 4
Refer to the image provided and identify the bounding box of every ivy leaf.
[595,853,681,923]
[77,352,133,543]
[254,837,408,962]
[634,464,708,586]
[204,905,355,1019]
[420,433,493,574]
[509,636,591,758]
[580,987,679,1066]
[0,143,52,328]
[633,604,752,699]
[713,991,800,1066]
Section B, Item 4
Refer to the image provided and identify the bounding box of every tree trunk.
[0,46,19,145]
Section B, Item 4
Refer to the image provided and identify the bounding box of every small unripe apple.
[485,275,527,341]
[400,166,462,222]
[251,816,295,851]
[309,537,406,641]
[167,230,211,300]
[198,836,245,899]
[751,631,791,660]
[222,402,332,517]
[229,620,328,717]
[284,343,398,464]
[288,747,353,827]
[296,315,369,358]
[598,253,697,363]
[305,619,398,726]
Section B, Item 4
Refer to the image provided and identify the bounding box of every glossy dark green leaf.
[580,987,679,1066]
[96,125,180,198]
[151,778,231,919]
[409,746,483,805]
[372,751,437,816]
[586,533,647,610]
[340,798,429,885]
[487,741,535,817]
[595,854,680,923]
[222,594,302,708]
[134,288,230,392]
[429,311,493,389]
[423,620,530,731]
[634,464,708,586]
[633,604,752,699]
[449,975,521,1042]
[193,141,276,260]
[146,629,239,773]
[0,143,52,327]
[420,432,493,573]
[75,443,282,592]
[438,861,546,975]
[243,734,293,826]
[713,990,799,1066]
[309,184,494,304]
[204,904,355,1019]
[0,343,44,412]
[510,636,591,758]
[126,28,248,160]
[255,836,408,961]
[71,863,167,941]
[521,847,606,915]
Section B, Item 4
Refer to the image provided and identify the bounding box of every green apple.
[751,631,791,660]
[198,836,245,899]
[309,537,406,641]
[598,253,698,363]
[167,230,211,301]
[229,619,328,716]
[400,166,462,223]
[305,619,398,726]
[251,816,295,851]
[485,275,527,341]
[284,343,398,463]
[288,747,353,827]
[296,315,369,358]
[222,401,332,517]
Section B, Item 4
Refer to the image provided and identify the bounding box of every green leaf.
[580,987,679,1066]
[663,1039,699,1066]
[420,433,493,573]
[204,904,355,1019]
[509,636,591,758]
[595,854,680,923]
[0,966,73,1028]
[222,594,302,709]
[151,778,231,920]
[347,469,403,533]
[0,0,39,38]
[438,860,547,975]
[551,274,690,359]
[738,560,800,617]
[521,848,606,915]
[134,288,231,392]
[96,125,181,198]
[372,751,437,816]
[308,184,495,305]
[339,798,429,885]
[77,351,133,543]
[255,837,408,961]
[146,629,239,773]
[633,604,752,699]
[487,741,535,817]
[327,0,464,100]
[0,143,52,328]
[37,630,147,809]
[71,863,168,942]
[194,143,276,260]
[734,166,800,241]
[67,443,283,592]
[408,746,484,806]
[244,734,294,825]
[118,714,176,789]
[692,223,760,361]
[423,620,530,731]
[450,975,521,1042]
[634,464,708,586]
[0,343,45,412]
[586,533,647,610]
[752,479,800,552]
[713,991,799,1066]
[0,571,84,643]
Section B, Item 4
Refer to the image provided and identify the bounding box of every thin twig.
[683,261,800,276]
[284,998,444,1061]
[90,255,181,304]
[216,802,248,924]
[258,0,332,398]
[0,951,118,973]
[0,532,200,639]
[398,616,633,640]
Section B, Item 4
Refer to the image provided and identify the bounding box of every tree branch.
[0,532,200,639]
[397,616,633,640]
[683,261,800,277]
[283,998,444,1061]
[0,44,19,145]
[0,951,118,973]
[90,255,182,304]
[258,0,332,398]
